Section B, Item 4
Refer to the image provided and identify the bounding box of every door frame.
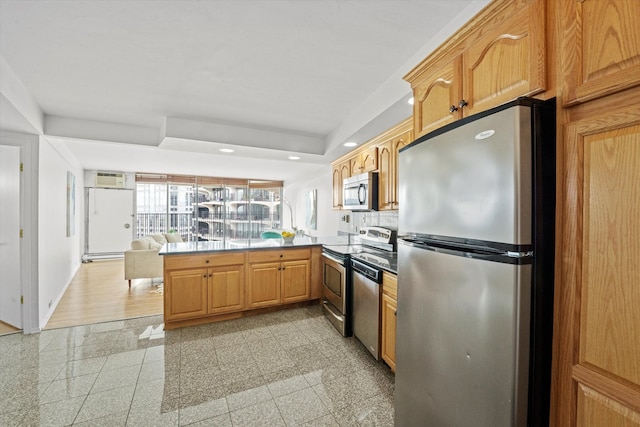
[0,144,22,328]
[0,131,39,334]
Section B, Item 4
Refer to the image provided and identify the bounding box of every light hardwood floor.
[45,259,163,330]
[0,320,21,336]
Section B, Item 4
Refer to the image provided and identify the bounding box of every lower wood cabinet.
[165,268,208,321]
[381,271,398,372]
[281,260,311,303]
[208,265,244,314]
[248,251,311,308]
[164,247,317,328]
[165,253,246,321]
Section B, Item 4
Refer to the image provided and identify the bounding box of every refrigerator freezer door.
[395,242,532,427]
[398,105,532,245]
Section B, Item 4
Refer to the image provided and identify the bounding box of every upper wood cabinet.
[349,146,378,176]
[462,2,547,117]
[405,0,548,138]
[331,118,412,211]
[412,57,463,137]
[378,120,412,211]
[332,160,350,210]
[561,0,640,106]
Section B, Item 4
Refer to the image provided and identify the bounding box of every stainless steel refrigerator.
[395,98,555,427]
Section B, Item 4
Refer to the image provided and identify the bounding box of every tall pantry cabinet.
[552,1,640,425]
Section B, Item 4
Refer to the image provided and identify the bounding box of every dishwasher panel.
[352,260,382,360]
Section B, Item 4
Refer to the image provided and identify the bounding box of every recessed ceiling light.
[219,148,235,153]
[408,97,414,105]
[344,142,357,147]
[288,156,301,160]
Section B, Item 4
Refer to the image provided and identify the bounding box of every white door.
[87,188,134,254]
[0,145,22,328]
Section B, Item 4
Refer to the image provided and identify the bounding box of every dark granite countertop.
[159,235,346,256]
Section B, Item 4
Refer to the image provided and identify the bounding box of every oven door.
[322,252,347,313]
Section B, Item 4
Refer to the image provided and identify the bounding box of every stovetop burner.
[322,226,398,274]
[350,247,397,273]
[353,252,392,269]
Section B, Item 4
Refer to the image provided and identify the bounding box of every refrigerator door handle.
[507,251,534,258]
[399,238,428,247]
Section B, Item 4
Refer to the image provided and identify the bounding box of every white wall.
[38,136,84,328]
[284,168,340,237]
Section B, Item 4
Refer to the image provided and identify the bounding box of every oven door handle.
[323,300,344,322]
[322,252,345,265]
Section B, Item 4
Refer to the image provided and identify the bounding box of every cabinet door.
[381,293,397,373]
[377,139,394,211]
[561,0,640,106]
[208,265,244,314]
[462,0,546,117]
[360,146,378,173]
[413,56,463,138]
[247,262,280,308]
[381,272,398,372]
[553,100,640,426]
[339,161,351,181]
[165,269,207,321]
[332,164,343,209]
[391,130,412,210]
[332,161,351,210]
[281,260,310,303]
[309,246,322,300]
[349,156,362,176]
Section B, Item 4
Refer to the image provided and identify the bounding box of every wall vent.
[95,172,125,188]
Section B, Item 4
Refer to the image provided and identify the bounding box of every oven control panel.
[358,226,397,245]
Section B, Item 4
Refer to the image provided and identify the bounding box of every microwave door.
[358,184,366,205]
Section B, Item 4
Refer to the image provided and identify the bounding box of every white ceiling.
[0,0,490,181]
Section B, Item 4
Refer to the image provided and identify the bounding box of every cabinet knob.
[279,254,283,258]
[205,259,210,263]
[203,274,207,278]
[449,105,458,114]
[458,99,468,108]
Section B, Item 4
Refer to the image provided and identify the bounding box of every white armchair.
[124,233,182,288]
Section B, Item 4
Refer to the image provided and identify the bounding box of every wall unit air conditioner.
[95,172,126,188]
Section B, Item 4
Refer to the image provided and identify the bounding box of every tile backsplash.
[338,210,398,234]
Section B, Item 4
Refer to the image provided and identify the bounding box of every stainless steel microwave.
[343,171,378,211]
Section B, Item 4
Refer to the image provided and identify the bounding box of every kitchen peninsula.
[159,237,324,329]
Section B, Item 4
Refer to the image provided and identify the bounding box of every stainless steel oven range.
[321,244,359,337]
[321,226,397,338]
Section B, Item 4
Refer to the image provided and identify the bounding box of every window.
[135,175,283,242]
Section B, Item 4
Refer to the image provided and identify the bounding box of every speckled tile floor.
[0,306,395,426]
